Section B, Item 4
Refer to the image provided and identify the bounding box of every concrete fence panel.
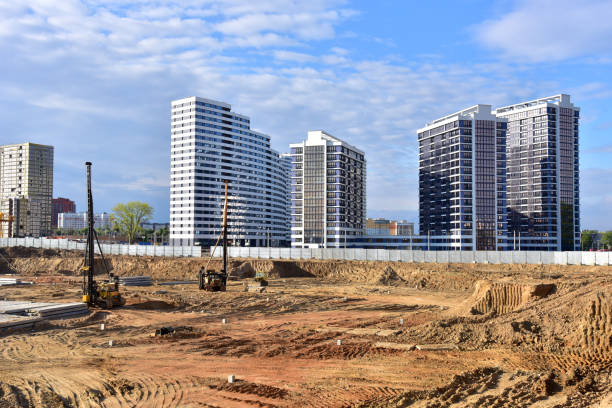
[460,251,474,263]
[344,248,356,260]
[512,251,527,264]
[595,252,609,266]
[279,248,291,259]
[322,249,334,260]
[566,252,580,265]
[525,252,541,264]
[474,251,488,264]
[330,248,343,260]
[388,250,401,262]
[311,248,322,260]
[486,251,501,264]
[435,251,449,263]
[423,251,436,263]
[269,248,280,259]
[581,252,596,266]
[354,248,366,261]
[400,250,413,262]
[540,252,555,265]
[499,251,512,264]
[448,251,461,264]
[288,248,300,259]
[377,249,389,262]
[413,251,425,263]
[554,252,568,265]
[365,249,377,261]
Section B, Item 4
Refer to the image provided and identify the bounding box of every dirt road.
[0,250,611,407]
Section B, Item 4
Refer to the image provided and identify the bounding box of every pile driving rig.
[81,162,125,308]
[199,180,229,292]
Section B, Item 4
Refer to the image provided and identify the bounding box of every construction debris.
[153,326,193,337]
[118,276,153,286]
[415,344,458,351]
[374,342,416,351]
[159,280,197,286]
[0,278,34,286]
[27,302,89,320]
[0,314,42,330]
[0,300,89,332]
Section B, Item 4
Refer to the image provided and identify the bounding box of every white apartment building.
[0,143,53,238]
[57,212,112,231]
[495,94,580,251]
[290,131,366,248]
[169,96,290,247]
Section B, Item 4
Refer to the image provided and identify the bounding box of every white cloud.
[476,0,612,62]
[0,0,604,225]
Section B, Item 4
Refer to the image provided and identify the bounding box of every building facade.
[366,218,414,236]
[290,130,366,248]
[52,197,76,228]
[169,96,289,247]
[57,212,111,231]
[418,105,507,251]
[495,94,580,251]
[0,143,54,238]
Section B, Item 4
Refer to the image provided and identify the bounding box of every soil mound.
[268,261,314,278]
[569,292,611,354]
[466,280,555,315]
[371,266,405,286]
[229,262,255,279]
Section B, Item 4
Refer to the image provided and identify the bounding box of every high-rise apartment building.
[169,96,289,247]
[495,94,580,251]
[52,197,76,228]
[418,105,507,251]
[0,143,54,238]
[279,153,292,246]
[290,130,366,248]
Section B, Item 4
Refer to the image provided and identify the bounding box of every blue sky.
[1,0,611,229]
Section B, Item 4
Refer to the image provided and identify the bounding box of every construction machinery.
[0,212,14,238]
[81,162,125,308]
[199,180,229,292]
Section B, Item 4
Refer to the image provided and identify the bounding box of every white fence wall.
[210,246,612,266]
[0,238,201,257]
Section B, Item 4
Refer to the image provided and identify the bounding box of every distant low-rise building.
[140,222,169,231]
[52,197,76,228]
[366,218,414,236]
[58,212,111,231]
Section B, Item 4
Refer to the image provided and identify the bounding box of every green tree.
[601,231,612,250]
[111,202,153,244]
[581,230,597,251]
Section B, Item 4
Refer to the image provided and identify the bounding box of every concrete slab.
[415,344,458,351]
[374,342,415,351]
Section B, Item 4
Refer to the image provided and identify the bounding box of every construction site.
[0,245,610,407]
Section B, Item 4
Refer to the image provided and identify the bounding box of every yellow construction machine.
[81,162,125,308]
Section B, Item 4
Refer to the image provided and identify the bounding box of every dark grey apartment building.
[495,94,580,251]
[418,105,508,251]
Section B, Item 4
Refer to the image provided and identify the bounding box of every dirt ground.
[0,248,611,407]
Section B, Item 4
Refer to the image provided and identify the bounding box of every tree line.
[581,230,612,251]
[54,201,167,244]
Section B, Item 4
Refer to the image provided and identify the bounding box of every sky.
[1,0,612,229]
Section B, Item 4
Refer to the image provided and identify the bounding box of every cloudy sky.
[1,0,612,229]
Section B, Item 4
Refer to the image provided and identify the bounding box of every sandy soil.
[0,248,611,407]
